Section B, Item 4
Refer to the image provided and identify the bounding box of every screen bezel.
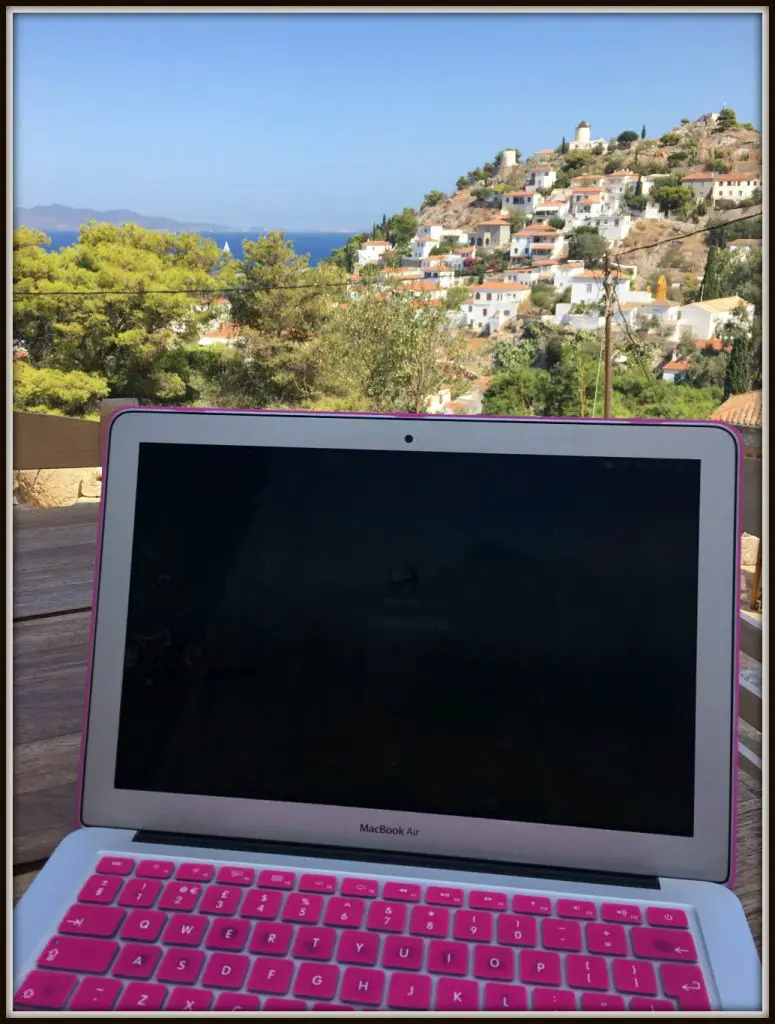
[80,410,739,883]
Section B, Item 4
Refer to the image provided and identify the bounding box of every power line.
[616,211,761,256]
[610,283,669,415]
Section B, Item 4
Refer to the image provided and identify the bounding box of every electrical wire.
[616,211,762,256]
[610,284,669,414]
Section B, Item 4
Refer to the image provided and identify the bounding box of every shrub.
[423,190,446,207]
[548,216,565,229]
[617,130,639,147]
[660,132,680,146]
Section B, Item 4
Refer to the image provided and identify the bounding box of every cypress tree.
[701,247,723,300]
[641,125,646,139]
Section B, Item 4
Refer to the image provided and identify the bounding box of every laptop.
[14,408,761,1012]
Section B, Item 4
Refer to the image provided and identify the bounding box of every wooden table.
[12,504,763,955]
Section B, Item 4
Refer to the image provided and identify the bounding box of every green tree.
[482,366,548,416]
[456,176,469,191]
[566,227,607,267]
[508,209,527,234]
[700,246,723,300]
[530,284,559,312]
[617,130,639,147]
[716,108,737,131]
[13,361,109,417]
[444,285,470,312]
[722,307,754,397]
[641,125,647,139]
[329,232,368,272]
[385,207,419,249]
[560,136,568,154]
[429,238,456,256]
[548,216,565,230]
[660,132,680,146]
[423,190,446,207]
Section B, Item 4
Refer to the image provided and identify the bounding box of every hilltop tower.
[498,149,520,182]
[575,121,591,146]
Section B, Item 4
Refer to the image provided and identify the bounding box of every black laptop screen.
[114,438,700,838]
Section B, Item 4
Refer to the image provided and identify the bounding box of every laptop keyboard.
[15,856,712,1011]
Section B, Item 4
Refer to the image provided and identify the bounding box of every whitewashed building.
[678,296,755,339]
[584,214,632,243]
[416,224,444,241]
[712,172,761,203]
[422,266,456,288]
[602,170,640,199]
[727,238,762,257]
[501,189,539,214]
[568,188,611,223]
[510,224,565,260]
[569,269,631,307]
[552,262,586,290]
[464,282,530,334]
[567,121,607,152]
[526,165,557,191]
[469,220,511,250]
[354,239,393,267]
[505,266,543,287]
[681,172,716,200]
[532,198,570,223]
[411,236,439,260]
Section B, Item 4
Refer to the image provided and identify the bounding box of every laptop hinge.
[132,830,661,890]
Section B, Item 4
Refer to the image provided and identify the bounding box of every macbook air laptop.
[13,409,761,1012]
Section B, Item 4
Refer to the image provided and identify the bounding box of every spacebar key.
[38,936,119,974]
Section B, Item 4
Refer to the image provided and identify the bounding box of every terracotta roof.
[455,247,475,253]
[683,172,715,181]
[710,389,762,428]
[414,237,436,245]
[400,281,442,292]
[535,149,554,154]
[606,170,639,177]
[716,172,760,182]
[470,282,530,293]
[573,270,625,281]
[696,337,730,351]
[202,323,242,340]
[663,360,691,372]
[515,225,558,236]
[531,243,556,250]
[531,259,562,266]
[572,188,605,196]
[504,191,537,199]
[530,165,553,172]
[363,239,390,246]
[537,200,566,207]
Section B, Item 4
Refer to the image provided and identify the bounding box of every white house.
[469,220,511,250]
[198,322,243,347]
[501,189,539,214]
[570,175,607,190]
[422,266,456,288]
[510,224,565,260]
[354,239,393,267]
[526,165,557,191]
[567,121,607,152]
[661,358,691,383]
[568,188,611,223]
[440,228,470,245]
[505,266,543,287]
[569,269,631,307]
[464,282,530,334]
[727,238,762,257]
[602,170,640,199]
[416,224,444,241]
[711,172,761,203]
[411,236,439,260]
[678,296,755,339]
[551,261,586,291]
[584,214,632,243]
[378,267,424,284]
[532,198,570,223]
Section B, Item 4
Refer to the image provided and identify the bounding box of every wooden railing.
[13,401,763,781]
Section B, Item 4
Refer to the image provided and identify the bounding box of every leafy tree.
[700,246,723,300]
[684,347,729,391]
[562,152,595,172]
[604,159,621,174]
[680,118,689,124]
[553,171,571,190]
[560,136,568,154]
[548,216,565,230]
[329,232,368,272]
[423,190,446,207]
[482,366,548,416]
[385,207,419,249]
[508,209,527,234]
[13,361,109,417]
[660,133,680,146]
[722,307,754,397]
[429,238,456,256]
[650,181,694,217]
[617,130,639,147]
[592,144,605,156]
[566,227,607,267]
[444,285,470,312]
[456,176,469,191]
[705,158,730,173]
[716,108,737,131]
[530,284,559,312]
[641,125,647,139]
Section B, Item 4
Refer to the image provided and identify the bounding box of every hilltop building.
[567,120,607,152]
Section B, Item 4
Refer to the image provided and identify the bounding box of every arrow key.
[630,926,697,962]
[660,963,711,1010]
[58,904,125,938]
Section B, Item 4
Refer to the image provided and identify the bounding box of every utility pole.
[602,250,614,418]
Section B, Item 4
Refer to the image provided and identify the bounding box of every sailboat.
[222,240,231,255]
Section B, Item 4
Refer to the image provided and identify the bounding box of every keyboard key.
[120,910,166,942]
[631,997,674,1010]
[337,930,380,966]
[282,892,324,924]
[436,977,478,1010]
[59,904,125,938]
[116,981,167,1010]
[176,862,215,883]
[497,913,537,947]
[206,917,251,951]
[15,970,77,1009]
[543,918,582,951]
[469,889,508,911]
[215,992,260,1010]
[586,922,628,956]
[647,906,689,929]
[630,926,697,962]
[70,976,122,1010]
[520,950,561,986]
[410,905,449,937]
[293,962,340,1000]
[427,940,468,976]
[112,943,162,980]
[299,873,337,894]
[340,966,386,1006]
[157,949,206,985]
[582,993,626,1010]
[454,909,493,942]
[426,885,464,906]
[249,921,293,957]
[264,998,308,1010]
[566,954,609,990]
[201,953,250,990]
[135,860,174,880]
[166,986,213,1010]
[200,884,243,916]
[484,983,528,1010]
[162,913,207,946]
[341,877,379,898]
[382,936,424,970]
[118,879,162,909]
[533,988,576,1010]
[602,902,643,924]
[241,889,283,919]
[313,1003,354,1011]
[96,856,134,876]
[257,870,296,890]
[217,866,255,886]
[612,958,657,995]
[78,875,123,904]
[324,897,365,929]
[38,936,118,974]
[557,899,597,920]
[388,971,432,1009]
[293,925,337,961]
[247,956,294,993]
[366,900,407,932]
[660,963,711,1010]
[473,945,515,981]
[382,882,421,902]
[512,894,551,915]
[159,882,203,912]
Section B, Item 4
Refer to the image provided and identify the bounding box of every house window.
[482,309,488,316]
[587,284,593,294]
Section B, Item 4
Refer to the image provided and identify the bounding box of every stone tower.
[575,121,591,146]
[498,148,520,182]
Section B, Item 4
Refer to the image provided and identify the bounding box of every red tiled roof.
[530,165,553,172]
[683,172,715,181]
[363,239,390,246]
[710,389,762,427]
[515,225,558,236]
[202,323,242,340]
[663,360,691,372]
[728,238,762,246]
[470,282,529,293]
[716,172,760,182]
[504,190,537,197]
[696,337,730,351]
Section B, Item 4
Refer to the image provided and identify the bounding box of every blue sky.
[14,12,762,232]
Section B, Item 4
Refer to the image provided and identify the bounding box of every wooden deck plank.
[13,504,98,620]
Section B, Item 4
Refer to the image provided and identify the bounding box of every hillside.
[14,204,232,233]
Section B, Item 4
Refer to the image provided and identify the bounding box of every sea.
[42,230,354,266]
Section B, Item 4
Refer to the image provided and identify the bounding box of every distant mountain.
[14,204,232,233]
